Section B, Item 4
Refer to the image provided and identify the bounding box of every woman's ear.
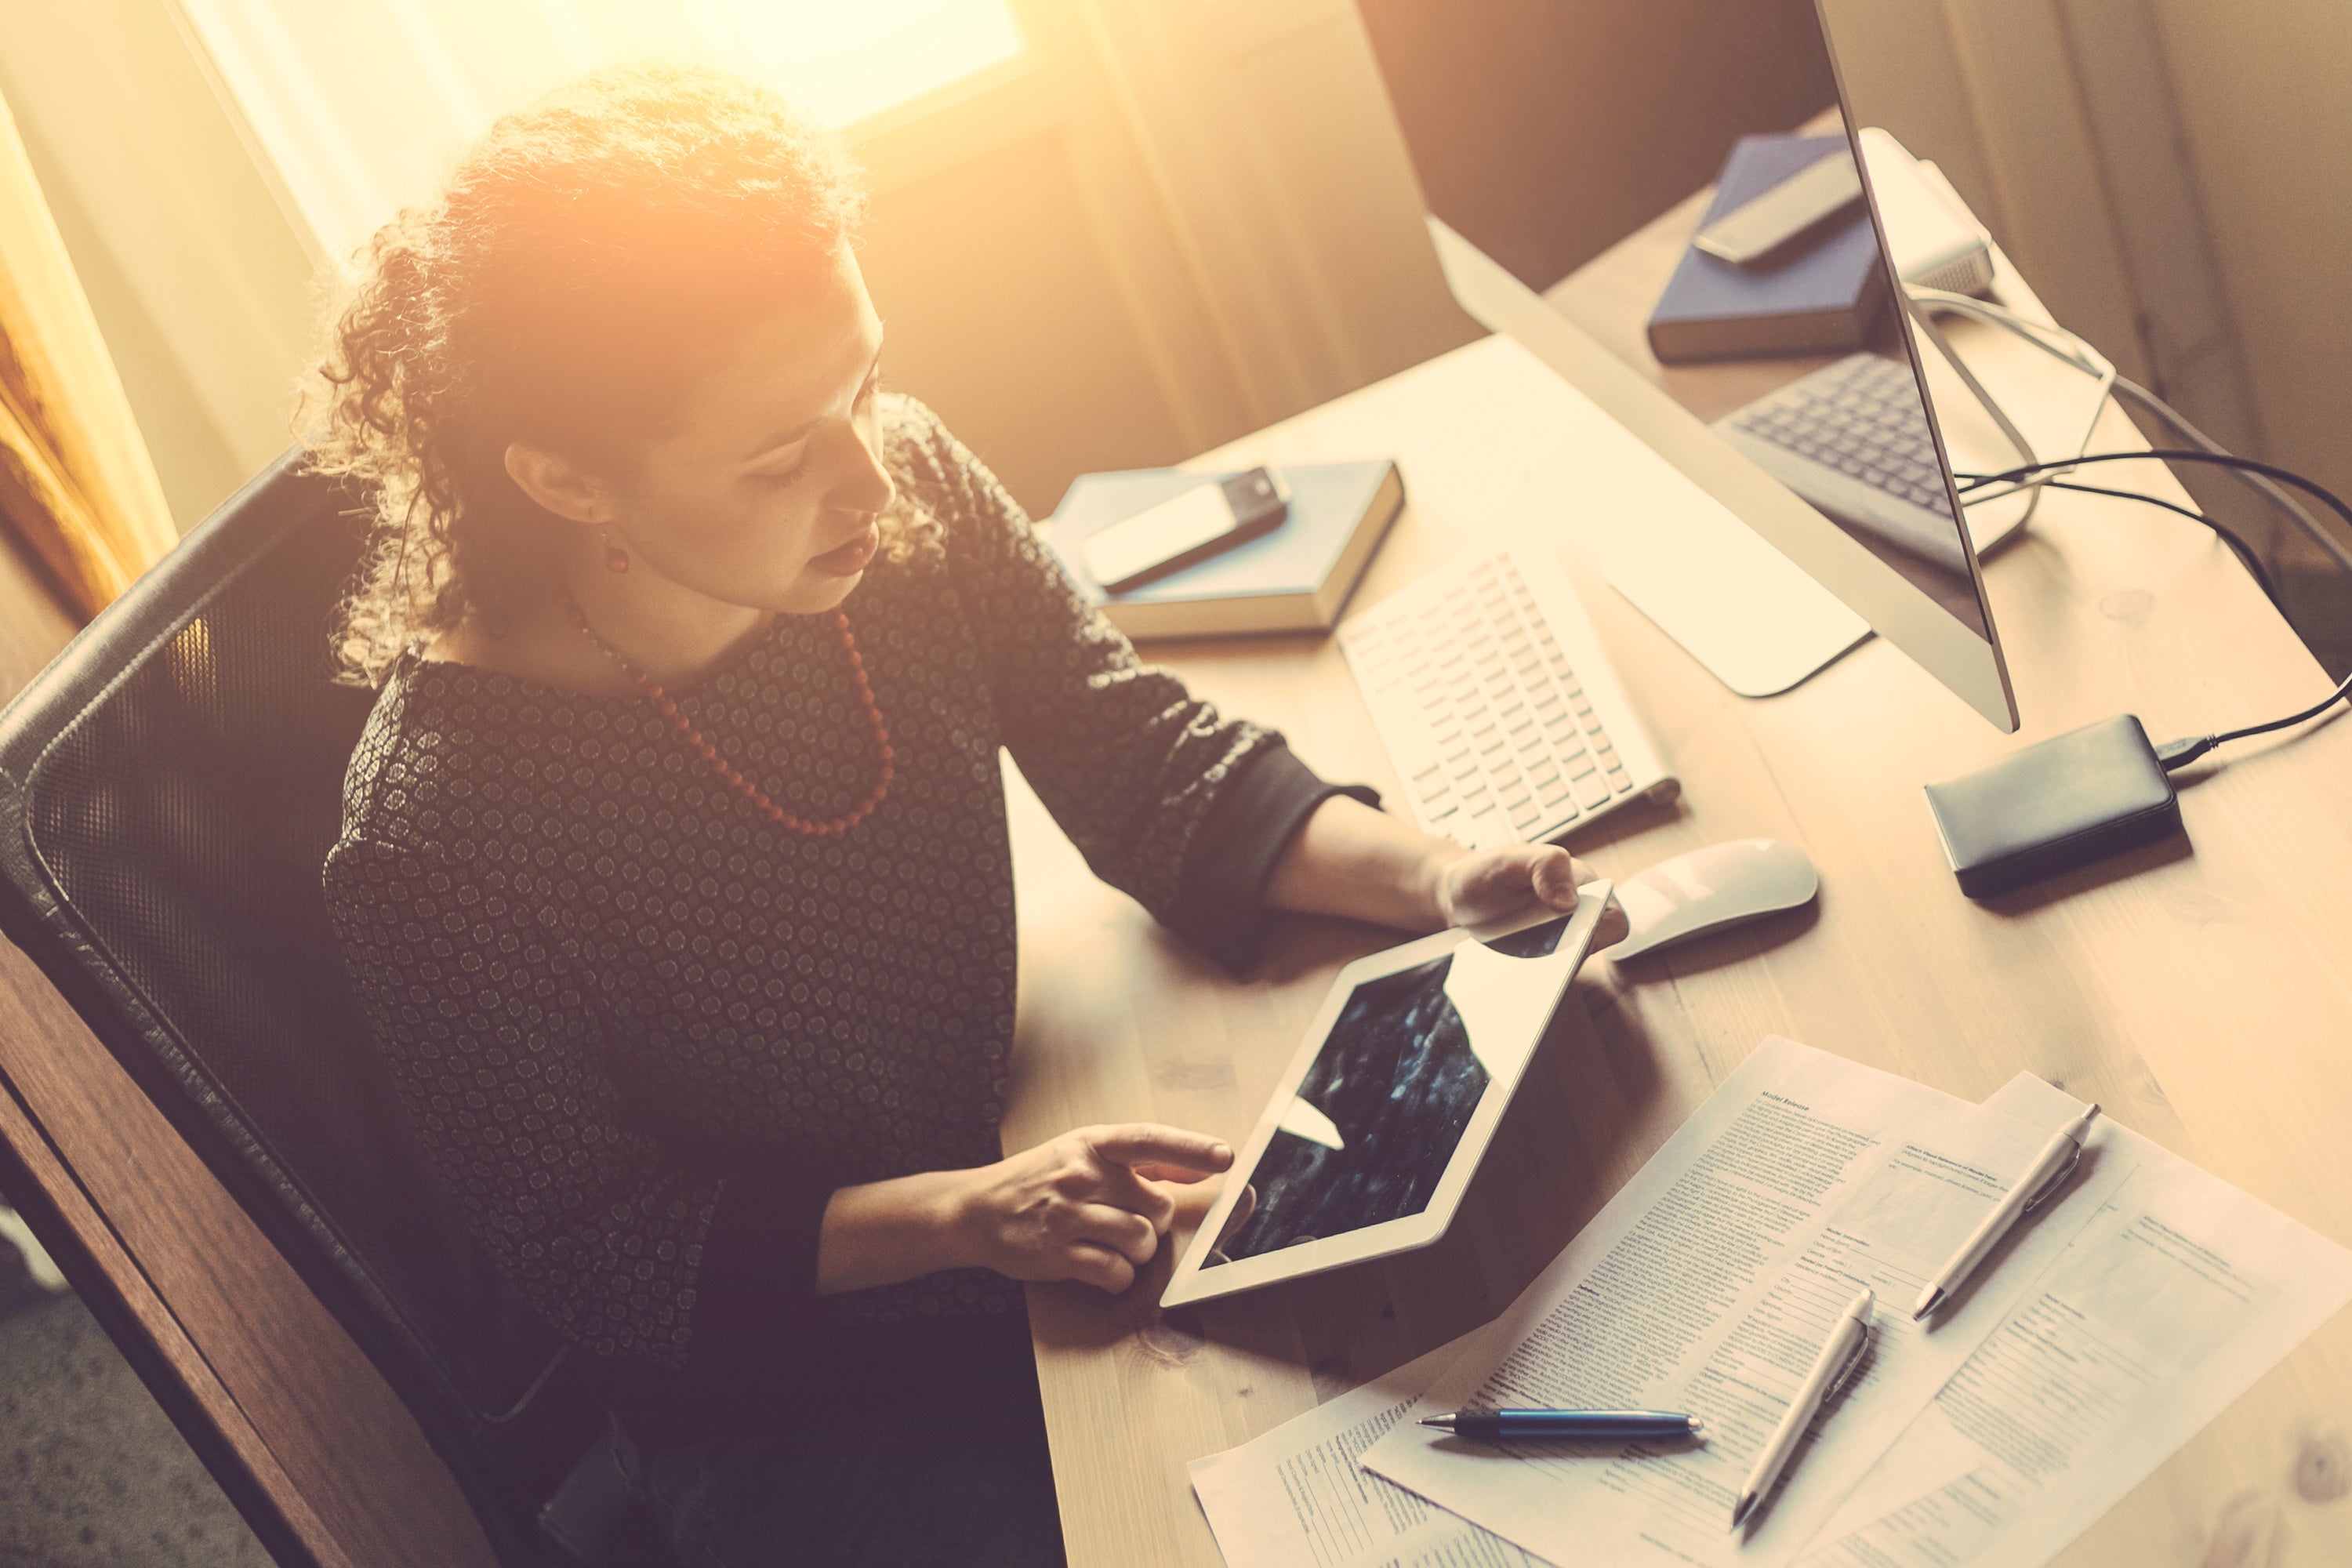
[503,441,615,524]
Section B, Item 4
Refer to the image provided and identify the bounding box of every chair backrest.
[0,452,575,1559]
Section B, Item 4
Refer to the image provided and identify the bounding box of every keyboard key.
[1345,549,1657,848]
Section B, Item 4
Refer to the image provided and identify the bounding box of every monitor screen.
[1356,0,1998,646]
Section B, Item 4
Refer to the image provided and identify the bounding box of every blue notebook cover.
[1646,133,1888,364]
[1043,460,1403,637]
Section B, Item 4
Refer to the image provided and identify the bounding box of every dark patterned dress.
[321,397,1366,1443]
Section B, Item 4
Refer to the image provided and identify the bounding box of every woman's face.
[601,245,895,615]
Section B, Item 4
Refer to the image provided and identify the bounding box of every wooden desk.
[1007,345,2352,1562]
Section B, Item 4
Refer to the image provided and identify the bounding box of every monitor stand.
[1595,500,1868,697]
[1430,220,1870,696]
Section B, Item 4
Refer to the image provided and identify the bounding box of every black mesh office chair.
[0,452,650,1565]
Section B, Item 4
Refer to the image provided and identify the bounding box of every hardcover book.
[1646,133,1889,364]
[1043,459,1405,640]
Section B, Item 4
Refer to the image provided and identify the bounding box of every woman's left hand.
[1431,840,1630,948]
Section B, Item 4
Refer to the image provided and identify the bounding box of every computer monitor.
[1355,0,2021,731]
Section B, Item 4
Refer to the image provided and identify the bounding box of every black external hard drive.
[1922,714,2184,898]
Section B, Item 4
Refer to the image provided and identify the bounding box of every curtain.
[0,84,176,622]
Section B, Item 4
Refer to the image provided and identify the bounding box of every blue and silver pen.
[1417,1408,1706,1442]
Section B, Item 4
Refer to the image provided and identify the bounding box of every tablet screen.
[1203,916,1571,1265]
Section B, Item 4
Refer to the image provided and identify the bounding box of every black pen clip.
[2021,1139,2085,1215]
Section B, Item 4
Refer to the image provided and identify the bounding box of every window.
[705,0,1027,129]
[176,0,1030,261]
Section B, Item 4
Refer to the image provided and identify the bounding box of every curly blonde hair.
[310,64,890,686]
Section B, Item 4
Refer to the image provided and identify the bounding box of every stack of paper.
[1190,1037,2352,1568]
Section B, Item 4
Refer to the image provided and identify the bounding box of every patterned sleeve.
[322,836,828,1373]
[890,401,1372,962]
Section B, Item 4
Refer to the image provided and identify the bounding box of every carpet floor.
[0,1227,270,1568]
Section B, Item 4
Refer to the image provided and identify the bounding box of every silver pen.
[1913,1105,2101,1322]
[1731,1287,1873,1530]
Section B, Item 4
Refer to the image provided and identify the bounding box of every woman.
[316,64,1621,1566]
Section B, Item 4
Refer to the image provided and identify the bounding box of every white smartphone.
[1082,466,1290,593]
[1693,147,1864,267]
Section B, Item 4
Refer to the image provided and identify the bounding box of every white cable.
[1910,285,2352,575]
[1904,285,2116,509]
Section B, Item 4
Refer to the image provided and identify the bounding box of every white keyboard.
[1339,548,1674,850]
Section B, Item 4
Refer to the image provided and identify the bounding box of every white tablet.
[1160,882,1612,1308]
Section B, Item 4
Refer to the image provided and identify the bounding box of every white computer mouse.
[1606,837,1820,962]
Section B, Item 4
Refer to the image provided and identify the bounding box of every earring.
[601,526,630,575]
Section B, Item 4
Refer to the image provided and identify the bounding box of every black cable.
[2108,378,2352,578]
[1956,449,2352,546]
[2034,478,2279,609]
[2156,669,2352,771]
[1951,451,2352,770]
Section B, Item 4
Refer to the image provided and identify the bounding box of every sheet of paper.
[1359,1038,2129,1568]
[1793,1073,2352,1568]
[1190,1336,1540,1568]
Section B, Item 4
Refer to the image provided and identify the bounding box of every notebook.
[1042,459,1404,639]
[1646,133,1889,364]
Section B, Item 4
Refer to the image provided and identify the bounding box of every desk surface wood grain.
[1006,330,2352,1566]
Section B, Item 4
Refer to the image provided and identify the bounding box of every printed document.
[1358,1037,2128,1567]
[1190,1338,1537,1568]
[1793,1072,2352,1568]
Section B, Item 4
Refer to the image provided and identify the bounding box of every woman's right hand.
[946,1123,1234,1294]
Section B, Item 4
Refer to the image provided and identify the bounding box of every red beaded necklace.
[561,595,894,837]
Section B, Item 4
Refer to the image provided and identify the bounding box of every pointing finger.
[1128,1162,1214,1185]
[1089,1123,1234,1175]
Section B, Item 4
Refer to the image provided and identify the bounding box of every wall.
[5,0,2342,547]
[0,0,1472,532]
[858,0,1478,511]
[2150,0,2352,514]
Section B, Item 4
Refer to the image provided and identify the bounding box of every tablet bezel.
[1159,882,1611,1308]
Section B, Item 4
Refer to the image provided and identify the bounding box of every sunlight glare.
[720,0,1028,127]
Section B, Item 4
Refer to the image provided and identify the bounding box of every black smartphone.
[1081,466,1290,593]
